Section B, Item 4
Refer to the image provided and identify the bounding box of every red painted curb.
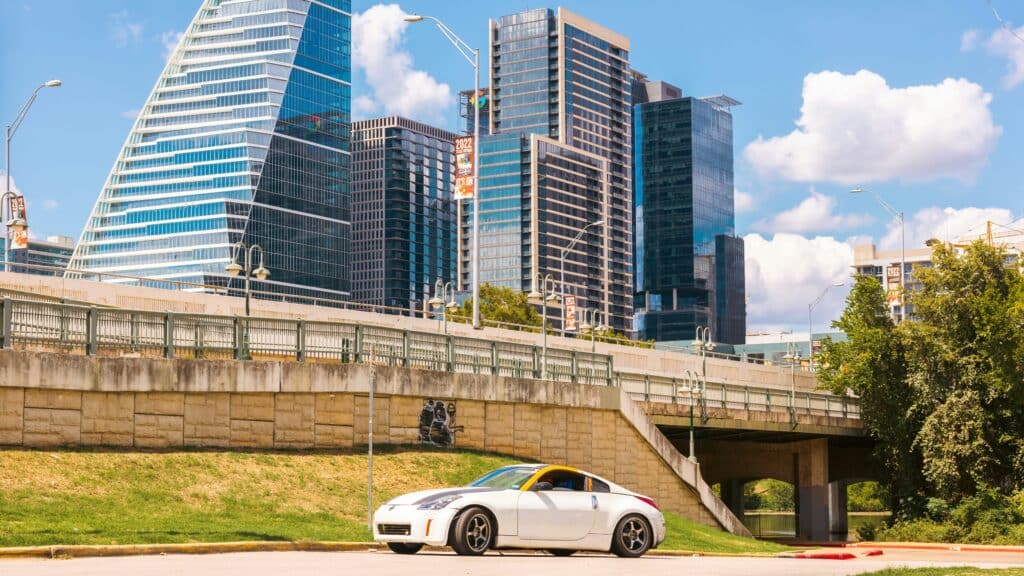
[847,542,1024,554]
[782,549,883,560]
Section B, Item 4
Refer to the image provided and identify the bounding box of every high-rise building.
[350,116,457,314]
[459,88,491,136]
[465,7,634,332]
[2,235,75,276]
[632,78,746,344]
[68,0,352,301]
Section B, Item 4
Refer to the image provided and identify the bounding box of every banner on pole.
[9,195,28,250]
[454,135,474,200]
[563,295,577,332]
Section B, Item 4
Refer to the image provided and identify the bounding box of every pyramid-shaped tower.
[68,0,352,300]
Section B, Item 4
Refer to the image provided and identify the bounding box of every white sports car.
[373,463,666,557]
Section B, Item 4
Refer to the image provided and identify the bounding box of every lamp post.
[4,79,61,272]
[783,342,801,428]
[579,308,605,355]
[693,325,713,380]
[528,273,559,379]
[808,281,844,370]
[559,219,604,337]
[678,369,704,462]
[852,187,905,322]
[405,14,481,330]
[429,278,458,334]
[225,242,269,359]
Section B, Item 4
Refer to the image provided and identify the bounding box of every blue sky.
[1,0,1021,331]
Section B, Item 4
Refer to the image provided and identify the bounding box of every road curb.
[0,541,386,560]
[778,549,883,560]
[846,542,1024,554]
[0,541,790,561]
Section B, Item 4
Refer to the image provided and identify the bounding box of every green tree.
[450,283,543,330]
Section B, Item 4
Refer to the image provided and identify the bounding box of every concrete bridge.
[0,272,873,540]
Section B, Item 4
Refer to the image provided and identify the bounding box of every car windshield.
[468,467,537,489]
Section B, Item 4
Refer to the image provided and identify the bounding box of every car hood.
[384,486,501,506]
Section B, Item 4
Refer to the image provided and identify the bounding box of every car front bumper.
[372,504,459,547]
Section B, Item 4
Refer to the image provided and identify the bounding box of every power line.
[987,0,1024,45]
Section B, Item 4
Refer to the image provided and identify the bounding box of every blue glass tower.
[633,80,746,344]
[68,0,351,300]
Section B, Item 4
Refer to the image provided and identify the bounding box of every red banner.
[454,135,474,200]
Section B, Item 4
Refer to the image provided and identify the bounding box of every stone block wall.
[0,350,742,533]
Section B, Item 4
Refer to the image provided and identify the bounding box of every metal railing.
[0,297,861,420]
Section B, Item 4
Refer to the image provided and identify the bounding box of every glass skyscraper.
[465,7,634,332]
[68,0,351,301]
[633,78,746,344]
[350,116,456,314]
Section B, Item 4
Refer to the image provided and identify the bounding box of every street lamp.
[225,242,269,359]
[783,342,801,429]
[4,79,61,272]
[405,14,482,330]
[808,281,844,370]
[559,219,604,336]
[851,187,906,322]
[528,273,559,379]
[579,308,606,355]
[678,369,704,462]
[430,278,459,334]
[693,325,714,381]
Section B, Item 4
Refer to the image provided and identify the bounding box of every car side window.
[538,470,587,491]
[590,477,610,493]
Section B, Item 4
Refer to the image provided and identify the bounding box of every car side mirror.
[532,481,554,492]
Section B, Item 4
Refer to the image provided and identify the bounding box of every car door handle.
[591,495,598,510]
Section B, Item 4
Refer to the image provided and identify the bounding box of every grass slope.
[858,569,1024,576]
[0,448,783,553]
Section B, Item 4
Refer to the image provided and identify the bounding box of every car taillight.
[635,496,660,511]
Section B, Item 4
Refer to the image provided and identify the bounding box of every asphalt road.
[3,550,1024,576]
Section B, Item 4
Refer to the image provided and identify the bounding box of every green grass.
[0,448,786,554]
[860,565,1024,569]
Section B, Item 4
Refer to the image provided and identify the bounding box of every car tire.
[610,514,652,558]
[451,506,494,556]
[547,549,576,556]
[387,542,423,555]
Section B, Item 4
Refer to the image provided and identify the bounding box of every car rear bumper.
[373,505,459,547]
[653,513,667,547]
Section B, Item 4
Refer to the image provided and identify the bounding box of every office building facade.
[633,80,746,344]
[2,235,75,275]
[464,7,634,331]
[68,0,352,301]
[350,116,457,314]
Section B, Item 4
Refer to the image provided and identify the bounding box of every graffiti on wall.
[418,399,463,447]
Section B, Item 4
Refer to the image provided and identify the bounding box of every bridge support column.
[829,480,848,538]
[719,479,745,523]
[795,438,829,542]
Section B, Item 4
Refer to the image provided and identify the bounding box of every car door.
[517,472,596,541]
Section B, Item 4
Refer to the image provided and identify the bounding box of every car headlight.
[417,495,461,510]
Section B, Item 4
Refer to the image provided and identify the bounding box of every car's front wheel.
[387,542,423,555]
[610,514,652,558]
[451,506,494,556]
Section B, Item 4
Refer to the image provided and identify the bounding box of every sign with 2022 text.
[454,136,474,200]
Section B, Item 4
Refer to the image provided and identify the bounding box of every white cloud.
[110,11,143,48]
[744,70,1001,184]
[961,29,980,52]
[880,206,1016,250]
[121,109,141,120]
[744,233,853,332]
[352,4,452,123]
[43,200,59,210]
[987,26,1024,88]
[0,171,19,195]
[752,189,873,234]
[352,95,378,120]
[734,189,755,214]
[160,30,185,62]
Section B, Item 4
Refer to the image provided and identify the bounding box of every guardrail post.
[765,390,771,412]
[296,320,306,362]
[842,396,848,418]
[164,312,175,359]
[85,307,97,356]
[805,393,811,415]
[1,298,11,349]
[354,326,363,363]
[445,334,453,372]
[129,312,138,352]
[491,342,498,376]
[671,378,677,404]
[744,387,749,411]
[606,355,613,386]
[721,383,726,409]
[644,375,650,401]
[570,351,578,384]
[825,396,830,416]
[233,317,243,361]
[402,330,410,368]
[532,346,540,379]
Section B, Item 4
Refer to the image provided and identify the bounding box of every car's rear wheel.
[387,542,423,555]
[547,549,576,556]
[451,506,493,555]
[610,514,652,558]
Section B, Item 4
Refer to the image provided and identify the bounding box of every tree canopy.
[818,241,1024,516]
